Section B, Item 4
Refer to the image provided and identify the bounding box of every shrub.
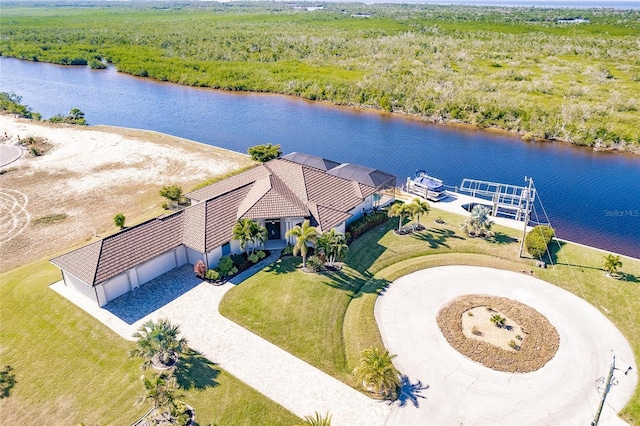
[525,225,555,259]
[282,244,294,256]
[247,143,281,162]
[217,255,234,277]
[230,254,245,267]
[509,340,519,350]
[490,314,506,328]
[160,185,183,203]
[256,250,266,259]
[248,253,259,264]
[305,255,325,273]
[205,269,220,281]
[472,326,482,336]
[113,212,126,229]
[194,260,206,278]
[467,311,473,316]
[227,266,238,277]
[346,209,389,240]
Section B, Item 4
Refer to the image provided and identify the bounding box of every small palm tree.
[411,198,430,230]
[232,218,253,253]
[316,229,348,267]
[601,253,622,277]
[249,220,268,254]
[285,219,319,268]
[353,348,401,400]
[388,202,413,233]
[138,373,177,413]
[464,205,493,237]
[130,319,188,369]
[296,412,332,426]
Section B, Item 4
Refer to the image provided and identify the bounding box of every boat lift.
[458,178,536,222]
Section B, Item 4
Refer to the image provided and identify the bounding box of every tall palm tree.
[248,220,268,254]
[130,319,188,369]
[353,348,401,399]
[285,219,319,268]
[411,198,430,230]
[295,412,332,426]
[232,218,253,253]
[388,202,412,233]
[601,253,622,277]
[464,205,493,237]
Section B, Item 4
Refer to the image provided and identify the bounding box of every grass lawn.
[0,260,298,425]
[220,205,640,424]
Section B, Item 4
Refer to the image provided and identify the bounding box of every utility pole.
[518,176,533,258]
[592,355,616,426]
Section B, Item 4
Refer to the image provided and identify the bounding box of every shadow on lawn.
[488,232,518,245]
[410,227,463,249]
[175,349,220,391]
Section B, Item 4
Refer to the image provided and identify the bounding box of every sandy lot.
[0,114,254,272]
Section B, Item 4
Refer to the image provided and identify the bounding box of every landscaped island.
[1,3,639,153]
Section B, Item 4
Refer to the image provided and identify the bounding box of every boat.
[406,170,448,202]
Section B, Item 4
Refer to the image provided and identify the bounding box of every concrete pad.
[0,144,22,167]
[377,266,637,425]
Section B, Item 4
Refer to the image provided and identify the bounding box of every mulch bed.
[393,225,426,236]
[436,294,560,373]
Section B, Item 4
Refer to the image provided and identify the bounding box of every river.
[1,57,639,258]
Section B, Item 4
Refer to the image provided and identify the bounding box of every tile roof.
[52,154,394,288]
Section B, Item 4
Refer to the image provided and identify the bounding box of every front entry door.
[265,220,281,240]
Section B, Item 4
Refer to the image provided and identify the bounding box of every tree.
[139,373,177,413]
[130,319,188,369]
[0,365,16,399]
[113,212,126,229]
[388,202,413,233]
[464,205,493,237]
[48,108,87,125]
[316,229,348,267]
[285,219,319,268]
[353,348,401,400]
[232,219,253,253]
[247,143,282,162]
[410,198,430,230]
[296,412,332,426]
[525,225,555,259]
[601,253,622,277]
[248,220,268,253]
[159,185,184,204]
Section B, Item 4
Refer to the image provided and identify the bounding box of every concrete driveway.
[376,266,637,426]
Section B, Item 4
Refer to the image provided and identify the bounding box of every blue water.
[1,57,639,258]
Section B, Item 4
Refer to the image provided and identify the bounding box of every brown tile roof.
[51,154,394,288]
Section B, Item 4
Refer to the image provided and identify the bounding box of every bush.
[346,209,389,240]
[282,244,294,256]
[227,266,238,277]
[305,255,325,273]
[160,185,183,203]
[247,143,281,162]
[217,255,234,277]
[525,225,555,259]
[490,314,506,328]
[248,253,259,264]
[205,269,220,281]
[194,260,206,278]
[230,254,245,267]
[256,250,266,259]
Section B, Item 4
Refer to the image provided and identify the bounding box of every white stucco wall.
[137,250,179,284]
[206,246,223,269]
[102,273,131,303]
[187,247,204,265]
[347,195,374,225]
[62,271,98,304]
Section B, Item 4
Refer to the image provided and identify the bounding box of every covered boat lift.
[458,178,536,222]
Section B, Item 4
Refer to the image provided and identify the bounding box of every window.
[222,242,231,256]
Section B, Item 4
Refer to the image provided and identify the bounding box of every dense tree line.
[1,3,638,151]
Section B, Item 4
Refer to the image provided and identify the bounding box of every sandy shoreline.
[0,114,254,272]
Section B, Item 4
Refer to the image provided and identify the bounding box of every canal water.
[1,57,638,258]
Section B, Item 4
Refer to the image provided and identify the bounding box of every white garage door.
[136,250,177,285]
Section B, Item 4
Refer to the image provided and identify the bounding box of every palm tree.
[601,253,622,277]
[130,319,188,369]
[353,348,401,399]
[388,202,412,233]
[232,218,253,253]
[411,198,430,230]
[331,233,349,266]
[285,220,319,268]
[464,205,493,237]
[138,373,177,413]
[295,412,332,426]
[248,220,268,254]
[316,229,348,267]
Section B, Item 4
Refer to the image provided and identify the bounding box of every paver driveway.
[376,266,637,426]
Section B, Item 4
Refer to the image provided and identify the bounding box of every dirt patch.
[0,114,255,272]
[437,294,559,373]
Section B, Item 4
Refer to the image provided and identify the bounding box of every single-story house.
[50,152,396,307]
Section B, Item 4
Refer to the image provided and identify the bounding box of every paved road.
[377,266,637,426]
[0,144,22,167]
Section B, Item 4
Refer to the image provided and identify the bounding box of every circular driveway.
[376,266,637,425]
[0,144,22,167]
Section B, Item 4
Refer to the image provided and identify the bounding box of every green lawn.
[0,260,298,425]
[220,205,640,424]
